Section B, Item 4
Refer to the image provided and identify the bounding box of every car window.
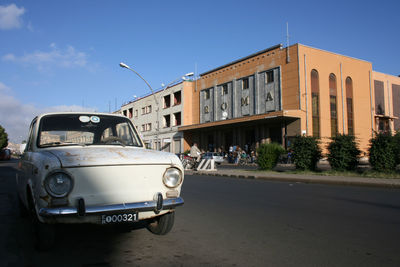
[25,119,37,152]
[37,114,143,148]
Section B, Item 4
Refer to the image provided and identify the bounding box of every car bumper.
[38,196,184,217]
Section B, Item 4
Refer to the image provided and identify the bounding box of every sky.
[1,0,400,143]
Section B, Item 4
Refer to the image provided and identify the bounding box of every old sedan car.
[16,112,184,250]
[0,148,11,160]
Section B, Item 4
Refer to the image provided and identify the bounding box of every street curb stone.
[185,169,400,189]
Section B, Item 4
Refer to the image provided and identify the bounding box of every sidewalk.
[185,163,400,189]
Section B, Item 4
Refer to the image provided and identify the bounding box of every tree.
[0,125,8,149]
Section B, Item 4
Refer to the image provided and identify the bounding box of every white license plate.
[101,212,138,224]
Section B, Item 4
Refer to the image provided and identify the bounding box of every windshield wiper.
[40,141,80,147]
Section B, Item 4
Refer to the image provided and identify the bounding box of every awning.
[179,110,302,132]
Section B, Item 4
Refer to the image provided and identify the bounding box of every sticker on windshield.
[79,116,90,123]
[90,116,100,123]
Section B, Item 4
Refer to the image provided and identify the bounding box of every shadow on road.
[0,161,150,267]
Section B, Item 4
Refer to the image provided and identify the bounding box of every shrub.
[291,135,322,171]
[0,125,8,150]
[369,132,397,172]
[256,143,285,170]
[327,134,360,171]
[393,131,400,165]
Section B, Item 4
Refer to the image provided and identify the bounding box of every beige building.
[120,80,195,153]
[179,44,400,154]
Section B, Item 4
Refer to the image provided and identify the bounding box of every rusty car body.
[16,112,184,250]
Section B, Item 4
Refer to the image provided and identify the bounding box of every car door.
[17,118,37,203]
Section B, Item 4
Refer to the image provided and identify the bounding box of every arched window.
[346,77,354,135]
[329,74,338,137]
[311,70,320,138]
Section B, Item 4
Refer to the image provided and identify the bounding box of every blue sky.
[1,0,400,142]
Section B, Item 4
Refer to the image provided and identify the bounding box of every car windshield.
[37,114,143,148]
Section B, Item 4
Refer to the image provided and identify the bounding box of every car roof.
[37,112,124,118]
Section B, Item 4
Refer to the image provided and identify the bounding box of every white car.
[16,112,184,250]
[202,152,224,164]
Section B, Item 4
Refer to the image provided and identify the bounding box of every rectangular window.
[242,78,249,90]
[312,93,320,138]
[128,108,133,118]
[141,107,146,115]
[134,109,138,117]
[146,123,152,131]
[141,124,145,132]
[347,98,354,135]
[222,84,228,95]
[173,91,181,105]
[174,112,181,126]
[146,105,152,114]
[204,89,210,100]
[123,110,127,117]
[330,96,338,137]
[174,139,181,153]
[392,84,400,131]
[374,80,385,115]
[266,70,274,84]
[164,114,171,127]
[164,95,171,108]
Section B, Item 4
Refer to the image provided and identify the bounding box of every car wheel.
[27,193,56,251]
[34,221,56,251]
[18,196,29,218]
[146,211,175,235]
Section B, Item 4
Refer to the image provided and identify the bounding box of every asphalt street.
[1,160,400,266]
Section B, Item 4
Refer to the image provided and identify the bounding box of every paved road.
[1,160,400,266]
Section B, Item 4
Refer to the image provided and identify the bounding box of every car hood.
[46,146,177,168]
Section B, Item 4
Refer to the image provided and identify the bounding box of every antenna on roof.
[286,22,290,63]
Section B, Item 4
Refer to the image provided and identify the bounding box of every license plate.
[101,212,138,224]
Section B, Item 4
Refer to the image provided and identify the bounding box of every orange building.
[179,43,400,154]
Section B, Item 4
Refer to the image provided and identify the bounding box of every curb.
[185,170,400,189]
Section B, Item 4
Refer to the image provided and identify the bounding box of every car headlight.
[163,168,183,188]
[44,171,73,198]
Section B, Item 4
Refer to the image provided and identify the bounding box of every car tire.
[146,211,175,235]
[18,196,29,218]
[27,193,56,251]
[34,221,56,251]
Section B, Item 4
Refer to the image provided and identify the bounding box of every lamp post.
[120,62,193,151]
[119,62,159,106]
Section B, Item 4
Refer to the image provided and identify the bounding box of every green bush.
[256,143,285,170]
[393,131,400,165]
[369,132,397,172]
[291,135,322,171]
[327,134,360,171]
[0,125,8,150]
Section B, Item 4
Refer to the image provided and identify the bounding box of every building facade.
[179,44,400,154]
[120,80,195,153]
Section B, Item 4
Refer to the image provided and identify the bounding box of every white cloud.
[0,82,95,143]
[2,43,89,71]
[0,4,25,30]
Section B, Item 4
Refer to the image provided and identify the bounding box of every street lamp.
[119,62,159,106]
